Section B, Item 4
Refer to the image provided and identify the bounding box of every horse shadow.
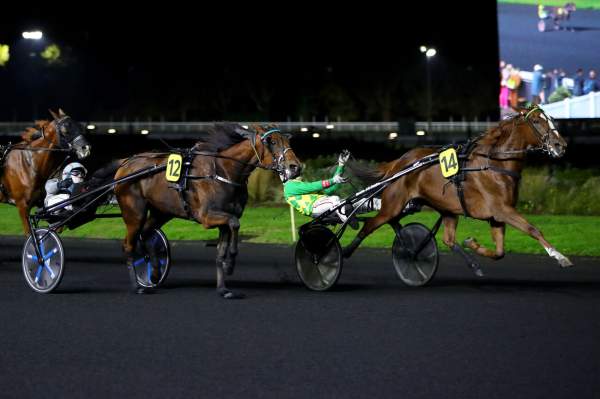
[426,277,600,296]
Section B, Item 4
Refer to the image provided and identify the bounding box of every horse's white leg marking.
[544,246,574,268]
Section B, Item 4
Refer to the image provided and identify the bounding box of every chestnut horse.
[346,106,573,272]
[0,109,91,234]
[113,123,301,298]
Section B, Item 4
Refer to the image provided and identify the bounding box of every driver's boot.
[337,204,359,230]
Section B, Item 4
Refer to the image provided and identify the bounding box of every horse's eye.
[268,137,275,146]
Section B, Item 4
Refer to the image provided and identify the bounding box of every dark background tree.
[0,3,499,122]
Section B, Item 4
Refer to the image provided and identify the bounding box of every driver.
[44,162,88,212]
[283,150,380,226]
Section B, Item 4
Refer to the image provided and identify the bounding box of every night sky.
[0,3,499,122]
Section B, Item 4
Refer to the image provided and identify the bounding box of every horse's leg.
[496,207,573,267]
[342,212,393,258]
[141,209,172,284]
[119,194,149,293]
[463,220,506,260]
[442,215,484,277]
[16,201,31,235]
[343,188,410,258]
[201,211,244,299]
[223,216,240,276]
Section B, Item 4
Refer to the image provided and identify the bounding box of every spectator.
[557,68,566,88]
[543,69,553,104]
[531,64,544,105]
[583,69,599,95]
[572,68,584,96]
[499,61,511,109]
[550,68,563,93]
[508,67,522,108]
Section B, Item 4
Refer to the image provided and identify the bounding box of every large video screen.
[498,0,600,118]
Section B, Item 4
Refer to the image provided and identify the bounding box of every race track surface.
[1,237,599,398]
[498,3,600,73]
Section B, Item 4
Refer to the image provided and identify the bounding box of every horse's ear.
[58,108,67,117]
[233,125,256,144]
[49,109,59,120]
[233,125,252,138]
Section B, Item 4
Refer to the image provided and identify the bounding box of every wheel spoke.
[34,265,43,283]
[147,261,152,284]
[44,261,56,279]
[43,248,58,261]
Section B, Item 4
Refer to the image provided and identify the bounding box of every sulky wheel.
[22,228,65,293]
[132,228,171,288]
[295,224,343,291]
[392,223,438,287]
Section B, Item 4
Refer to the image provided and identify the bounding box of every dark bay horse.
[113,123,301,298]
[0,109,91,234]
[346,106,573,271]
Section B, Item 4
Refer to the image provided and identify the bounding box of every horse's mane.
[194,123,246,152]
[472,116,517,150]
[20,120,51,142]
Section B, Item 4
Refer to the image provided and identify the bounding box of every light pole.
[21,30,44,119]
[420,46,436,131]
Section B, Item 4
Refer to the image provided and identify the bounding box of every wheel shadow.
[427,277,600,295]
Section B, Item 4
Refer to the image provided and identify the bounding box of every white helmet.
[62,162,87,183]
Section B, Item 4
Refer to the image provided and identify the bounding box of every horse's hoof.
[218,289,245,299]
[468,262,484,277]
[132,287,154,295]
[223,261,235,276]
[559,257,574,268]
[150,272,161,285]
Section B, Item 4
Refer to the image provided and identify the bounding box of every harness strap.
[452,176,470,218]
[174,151,194,220]
[461,165,521,179]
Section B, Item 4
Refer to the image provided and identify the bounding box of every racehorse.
[346,106,573,272]
[113,123,301,298]
[538,3,576,31]
[0,109,91,234]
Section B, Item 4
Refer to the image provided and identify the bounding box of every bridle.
[250,128,293,177]
[8,116,87,154]
[522,107,562,156]
[485,107,562,158]
[48,116,89,153]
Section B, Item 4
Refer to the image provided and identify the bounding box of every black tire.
[295,224,343,291]
[132,228,171,288]
[392,223,438,287]
[22,228,65,293]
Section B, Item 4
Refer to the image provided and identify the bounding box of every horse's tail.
[346,160,389,186]
[86,158,127,190]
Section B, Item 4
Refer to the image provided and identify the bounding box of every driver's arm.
[44,179,60,196]
[323,165,345,195]
[284,178,335,197]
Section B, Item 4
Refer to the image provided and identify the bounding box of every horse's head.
[564,2,576,13]
[240,124,302,182]
[48,109,91,160]
[520,106,567,158]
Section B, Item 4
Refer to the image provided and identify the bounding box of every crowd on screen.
[499,60,600,110]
